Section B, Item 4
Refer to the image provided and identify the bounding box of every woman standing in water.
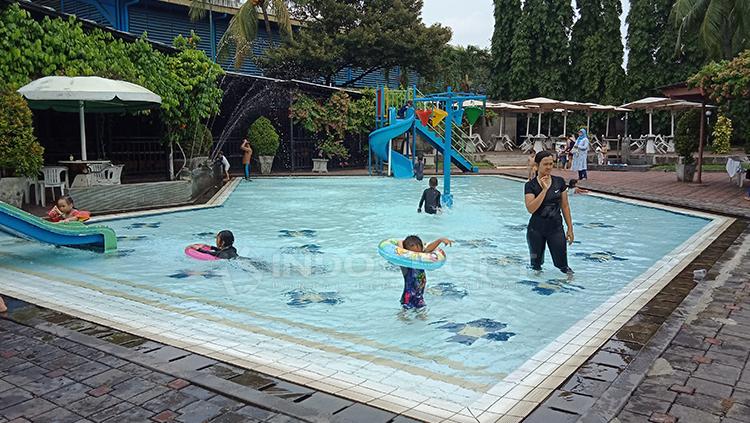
[524,151,575,274]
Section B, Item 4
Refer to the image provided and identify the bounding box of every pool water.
[0,176,709,399]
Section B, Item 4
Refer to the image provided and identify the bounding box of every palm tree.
[672,0,750,59]
[189,0,293,68]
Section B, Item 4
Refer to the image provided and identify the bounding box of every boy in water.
[527,151,537,180]
[398,235,453,309]
[197,230,238,259]
[418,177,442,214]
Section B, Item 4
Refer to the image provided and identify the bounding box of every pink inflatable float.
[184,244,218,261]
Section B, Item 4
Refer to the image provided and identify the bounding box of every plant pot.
[676,163,696,182]
[0,177,27,208]
[312,158,329,173]
[258,156,275,175]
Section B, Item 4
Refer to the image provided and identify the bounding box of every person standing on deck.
[571,129,590,180]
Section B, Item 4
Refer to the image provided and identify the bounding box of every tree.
[672,0,750,60]
[189,0,293,68]
[490,0,521,99]
[259,0,451,87]
[536,0,572,99]
[508,12,534,100]
[600,0,626,105]
[626,0,672,99]
[423,45,491,93]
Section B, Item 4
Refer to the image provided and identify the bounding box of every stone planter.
[258,156,275,175]
[0,177,27,208]
[312,158,329,173]
[676,162,696,182]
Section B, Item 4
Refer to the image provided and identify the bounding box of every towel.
[727,158,742,178]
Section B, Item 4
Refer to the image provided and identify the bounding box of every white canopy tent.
[18,76,162,161]
[590,105,632,137]
[514,97,565,136]
[620,97,675,136]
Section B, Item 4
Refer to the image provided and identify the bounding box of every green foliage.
[626,0,672,100]
[507,0,572,100]
[674,110,701,165]
[711,115,732,154]
[290,90,375,160]
[0,4,224,151]
[179,123,213,157]
[672,0,750,60]
[259,0,451,87]
[490,0,521,99]
[422,46,491,93]
[247,116,280,156]
[0,89,44,177]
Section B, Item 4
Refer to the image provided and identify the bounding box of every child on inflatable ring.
[398,235,453,309]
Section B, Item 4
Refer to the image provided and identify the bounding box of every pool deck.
[2,169,749,422]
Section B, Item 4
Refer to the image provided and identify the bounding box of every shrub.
[674,110,701,166]
[711,115,732,154]
[0,89,44,177]
[247,117,280,156]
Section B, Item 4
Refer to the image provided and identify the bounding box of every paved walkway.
[498,169,750,219]
[0,318,295,423]
[609,228,750,423]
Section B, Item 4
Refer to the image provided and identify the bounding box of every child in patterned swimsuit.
[398,235,453,309]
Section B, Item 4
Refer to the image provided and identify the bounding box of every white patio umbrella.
[659,100,705,136]
[514,97,564,136]
[558,100,590,136]
[18,76,162,160]
[590,105,632,137]
[621,97,674,136]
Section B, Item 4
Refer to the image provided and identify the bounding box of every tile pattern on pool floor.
[0,204,732,423]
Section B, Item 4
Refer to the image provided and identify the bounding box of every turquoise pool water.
[0,176,709,389]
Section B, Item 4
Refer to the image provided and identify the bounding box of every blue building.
[31,0,411,88]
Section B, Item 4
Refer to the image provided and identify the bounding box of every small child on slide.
[418,177,442,214]
[398,235,453,309]
[46,196,89,223]
[194,230,238,259]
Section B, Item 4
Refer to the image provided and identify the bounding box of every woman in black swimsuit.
[524,151,575,274]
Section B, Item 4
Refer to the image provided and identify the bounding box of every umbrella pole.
[563,112,567,136]
[648,110,653,136]
[537,112,542,136]
[79,100,87,161]
[606,113,610,137]
[526,113,531,136]
[586,113,591,134]
[671,112,675,137]
[547,114,552,136]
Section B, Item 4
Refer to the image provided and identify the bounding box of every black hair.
[57,195,74,207]
[568,179,578,188]
[403,235,423,251]
[217,230,234,247]
[534,151,554,164]
[429,176,438,187]
[417,152,424,160]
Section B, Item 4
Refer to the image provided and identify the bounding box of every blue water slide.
[369,114,415,179]
[0,201,117,253]
[414,120,478,173]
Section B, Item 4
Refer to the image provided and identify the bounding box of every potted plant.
[314,137,349,173]
[247,116,280,175]
[674,110,700,182]
[0,89,44,207]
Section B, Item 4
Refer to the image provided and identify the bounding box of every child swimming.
[195,230,238,259]
[46,196,87,223]
[398,235,453,309]
[418,177,442,214]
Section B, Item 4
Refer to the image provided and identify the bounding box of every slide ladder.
[414,119,479,173]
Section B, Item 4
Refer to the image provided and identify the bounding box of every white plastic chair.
[39,166,69,207]
[23,177,40,205]
[518,135,534,153]
[100,164,124,185]
[468,133,487,152]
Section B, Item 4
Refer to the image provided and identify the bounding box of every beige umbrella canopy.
[514,97,565,135]
[621,97,676,136]
[590,105,632,137]
[18,76,162,160]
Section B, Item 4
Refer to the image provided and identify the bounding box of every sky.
[421,0,631,60]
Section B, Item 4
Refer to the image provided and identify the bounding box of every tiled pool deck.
[0,175,745,422]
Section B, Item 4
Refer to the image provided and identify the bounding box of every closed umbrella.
[18,76,162,160]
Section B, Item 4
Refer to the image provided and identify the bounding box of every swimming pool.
[0,176,730,421]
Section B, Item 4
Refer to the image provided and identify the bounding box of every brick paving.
[0,318,291,423]
[610,234,750,423]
